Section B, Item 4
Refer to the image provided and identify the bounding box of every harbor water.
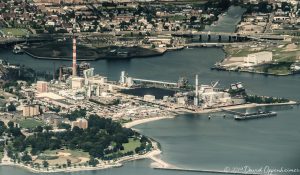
[0,6,299,175]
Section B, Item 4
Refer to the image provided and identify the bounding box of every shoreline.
[123,116,175,128]
[0,139,168,173]
[212,66,295,76]
[122,101,298,128]
[193,101,298,114]
[23,47,166,61]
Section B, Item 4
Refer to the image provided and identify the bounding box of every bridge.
[0,30,288,46]
[115,30,287,41]
[186,42,234,47]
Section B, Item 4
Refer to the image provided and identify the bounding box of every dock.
[154,167,262,175]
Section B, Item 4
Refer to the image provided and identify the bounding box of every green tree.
[21,151,32,163]
[58,123,71,130]
[88,157,99,167]
[42,160,49,168]
[7,103,16,112]
[67,159,71,167]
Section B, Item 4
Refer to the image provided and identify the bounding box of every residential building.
[23,105,40,117]
[71,118,88,129]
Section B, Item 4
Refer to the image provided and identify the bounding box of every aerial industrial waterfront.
[0,0,300,175]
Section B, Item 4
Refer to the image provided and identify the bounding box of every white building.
[36,81,48,93]
[23,105,40,117]
[196,85,232,108]
[72,77,85,89]
[144,95,155,102]
[244,51,272,65]
[177,97,187,105]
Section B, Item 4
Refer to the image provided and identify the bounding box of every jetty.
[154,167,263,175]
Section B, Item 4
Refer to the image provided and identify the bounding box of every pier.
[154,167,262,175]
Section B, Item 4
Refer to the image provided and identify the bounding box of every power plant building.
[36,81,48,93]
[72,77,84,89]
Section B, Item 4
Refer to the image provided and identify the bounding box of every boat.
[234,111,277,120]
[13,45,24,54]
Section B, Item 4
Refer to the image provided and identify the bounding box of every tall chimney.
[59,66,63,81]
[53,62,56,80]
[194,74,199,106]
[72,35,77,77]
[195,74,198,95]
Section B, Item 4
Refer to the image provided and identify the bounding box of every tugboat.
[234,111,277,120]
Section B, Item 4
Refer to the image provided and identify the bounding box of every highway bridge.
[20,31,286,41]
[114,30,287,41]
[0,30,289,46]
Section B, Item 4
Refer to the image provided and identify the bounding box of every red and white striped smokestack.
[72,35,77,77]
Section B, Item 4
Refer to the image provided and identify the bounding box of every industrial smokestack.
[194,74,199,106]
[72,35,77,77]
[120,71,126,84]
[53,62,56,80]
[59,66,63,81]
[195,74,198,95]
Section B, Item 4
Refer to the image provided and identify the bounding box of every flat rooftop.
[36,92,65,100]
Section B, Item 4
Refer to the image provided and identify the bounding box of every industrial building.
[244,51,273,66]
[36,81,48,93]
[71,77,85,89]
[144,95,155,102]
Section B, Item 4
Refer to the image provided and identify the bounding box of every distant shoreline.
[23,46,166,61]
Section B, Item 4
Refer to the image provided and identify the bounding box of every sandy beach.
[123,116,175,128]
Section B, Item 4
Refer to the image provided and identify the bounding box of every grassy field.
[1,28,29,36]
[225,43,300,62]
[35,149,90,166]
[43,149,90,158]
[121,138,141,153]
[64,149,90,158]
[18,118,45,129]
[223,43,300,75]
